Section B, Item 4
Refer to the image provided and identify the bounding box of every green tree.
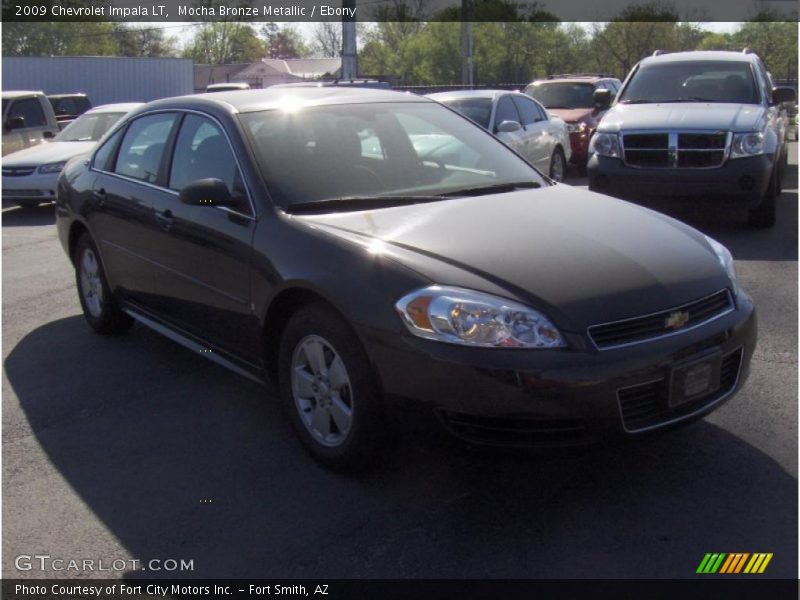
[184,23,264,65]
[261,23,310,59]
[3,22,117,56]
[733,21,798,81]
[112,24,178,58]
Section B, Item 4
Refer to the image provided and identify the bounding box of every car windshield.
[239,101,545,210]
[436,97,492,129]
[526,82,596,109]
[55,112,125,142]
[619,60,760,104]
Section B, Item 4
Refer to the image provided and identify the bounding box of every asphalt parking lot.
[2,144,797,579]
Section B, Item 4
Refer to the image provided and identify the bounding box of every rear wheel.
[748,167,778,228]
[74,233,134,334]
[278,304,383,470]
[549,148,566,182]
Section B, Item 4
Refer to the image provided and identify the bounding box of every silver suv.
[587,50,796,227]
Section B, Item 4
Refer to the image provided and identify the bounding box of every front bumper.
[2,172,59,205]
[587,153,773,208]
[363,293,756,447]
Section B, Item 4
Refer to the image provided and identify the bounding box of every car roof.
[427,89,522,102]
[84,103,144,114]
[530,75,613,84]
[47,93,89,99]
[140,87,429,116]
[2,91,43,99]
[640,50,759,66]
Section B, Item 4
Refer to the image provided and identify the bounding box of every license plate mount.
[669,351,722,407]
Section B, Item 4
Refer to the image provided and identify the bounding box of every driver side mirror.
[593,89,612,110]
[772,87,797,105]
[179,178,240,208]
[5,116,26,131]
[496,120,522,133]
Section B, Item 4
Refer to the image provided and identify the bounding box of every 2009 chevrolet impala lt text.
[55,88,756,469]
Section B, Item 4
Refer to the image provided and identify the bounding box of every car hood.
[2,141,96,166]
[294,185,730,332]
[599,103,765,133]
[548,107,595,123]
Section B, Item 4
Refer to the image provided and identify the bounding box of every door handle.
[155,209,174,231]
[92,188,107,207]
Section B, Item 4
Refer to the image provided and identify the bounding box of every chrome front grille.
[622,131,729,169]
[588,290,734,350]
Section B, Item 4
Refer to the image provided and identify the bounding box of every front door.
[148,113,259,362]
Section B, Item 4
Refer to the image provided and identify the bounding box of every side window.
[511,96,542,126]
[494,96,520,132]
[169,114,245,201]
[92,127,125,171]
[531,98,548,121]
[8,98,47,128]
[114,113,177,184]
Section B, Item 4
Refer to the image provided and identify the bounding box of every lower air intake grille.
[437,411,590,447]
[618,347,743,432]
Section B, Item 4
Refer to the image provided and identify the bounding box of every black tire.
[549,147,567,182]
[74,233,134,334]
[278,304,384,470]
[748,167,778,228]
[575,162,587,177]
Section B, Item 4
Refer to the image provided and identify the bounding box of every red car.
[525,74,621,174]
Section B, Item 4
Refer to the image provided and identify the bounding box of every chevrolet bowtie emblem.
[665,310,690,330]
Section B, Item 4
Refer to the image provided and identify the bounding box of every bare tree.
[312,22,342,58]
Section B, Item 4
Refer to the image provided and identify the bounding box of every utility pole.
[460,0,473,86]
[341,0,358,79]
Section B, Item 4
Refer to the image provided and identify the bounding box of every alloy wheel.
[291,335,354,447]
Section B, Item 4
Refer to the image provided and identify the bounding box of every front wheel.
[74,233,134,334]
[278,305,383,470]
[549,148,566,182]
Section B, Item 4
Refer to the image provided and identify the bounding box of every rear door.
[148,112,259,361]
[88,111,180,306]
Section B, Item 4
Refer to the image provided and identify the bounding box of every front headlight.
[704,235,738,291]
[37,161,67,174]
[588,132,621,158]
[730,132,764,158]
[395,286,566,349]
[567,122,588,134]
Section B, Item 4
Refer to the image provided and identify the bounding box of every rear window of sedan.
[436,97,492,129]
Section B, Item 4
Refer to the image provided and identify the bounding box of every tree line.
[3,17,796,85]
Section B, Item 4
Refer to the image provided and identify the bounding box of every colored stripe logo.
[697,553,773,574]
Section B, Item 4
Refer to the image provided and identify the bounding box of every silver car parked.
[428,90,572,181]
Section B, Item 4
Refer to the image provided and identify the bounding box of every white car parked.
[2,102,143,207]
[427,90,572,181]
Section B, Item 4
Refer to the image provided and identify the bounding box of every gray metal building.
[2,56,194,105]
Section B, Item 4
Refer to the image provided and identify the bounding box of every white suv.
[587,50,796,227]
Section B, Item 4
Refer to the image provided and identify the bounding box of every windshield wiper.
[440,181,541,197]
[283,194,448,214]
